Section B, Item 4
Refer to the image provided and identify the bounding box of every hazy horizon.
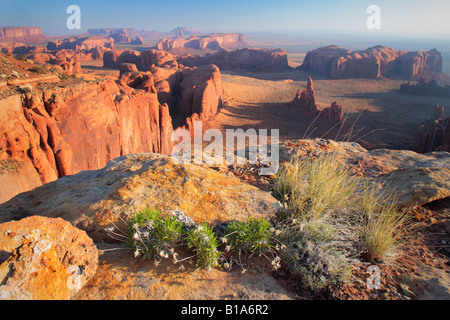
[1,0,450,39]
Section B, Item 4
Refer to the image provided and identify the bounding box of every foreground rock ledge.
[0,153,282,242]
[0,216,98,300]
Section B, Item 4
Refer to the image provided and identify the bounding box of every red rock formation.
[47,37,114,52]
[177,64,223,120]
[300,45,443,80]
[103,49,223,122]
[87,28,144,44]
[415,105,450,153]
[179,48,291,72]
[0,27,47,42]
[119,63,139,74]
[0,79,175,203]
[287,77,343,123]
[157,33,247,52]
[0,43,46,55]
[140,49,178,71]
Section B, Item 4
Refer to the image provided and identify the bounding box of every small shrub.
[126,208,184,260]
[32,65,46,74]
[280,238,352,292]
[15,55,27,61]
[185,223,221,270]
[59,73,69,81]
[224,217,274,255]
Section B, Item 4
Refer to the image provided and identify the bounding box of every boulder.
[397,262,450,300]
[0,153,282,242]
[119,63,138,75]
[0,216,98,300]
[377,167,450,207]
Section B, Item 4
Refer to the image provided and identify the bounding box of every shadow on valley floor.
[329,90,450,149]
[208,101,380,148]
[221,69,328,82]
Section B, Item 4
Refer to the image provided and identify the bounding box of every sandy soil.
[204,69,450,150]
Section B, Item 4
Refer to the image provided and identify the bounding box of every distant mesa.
[178,48,291,72]
[47,36,114,52]
[300,45,443,81]
[0,26,48,43]
[171,26,199,38]
[156,33,247,53]
[87,28,145,44]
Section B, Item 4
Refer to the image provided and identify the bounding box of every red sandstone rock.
[0,27,47,42]
[140,49,178,71]
[177,64,223,120]
[119,63,138,74]
[300,45,442,80]
[179,48,290,72]
[157,33,247,53]
[0,79,175,203]
[27,53,56,64]
[47,36,114,52]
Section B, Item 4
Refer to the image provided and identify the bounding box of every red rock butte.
[300,45,443,80]
[157,33,247,53]
[0,27,48,43]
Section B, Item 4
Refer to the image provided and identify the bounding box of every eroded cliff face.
[300,45,443,80]
[179,48,291,73]
[0,80,174,203]
[103,49,224,124]
[156,33,247,52]
[0,27,47,42]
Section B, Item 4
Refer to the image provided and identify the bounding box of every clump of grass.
[273,154,359,222]
[356,181,412,261]
[272,153,412,292]
[185,223,221,270]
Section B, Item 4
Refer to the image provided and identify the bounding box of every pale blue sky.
[1,0,449,37]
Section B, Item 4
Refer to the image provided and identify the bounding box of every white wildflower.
[104,226,114,232]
